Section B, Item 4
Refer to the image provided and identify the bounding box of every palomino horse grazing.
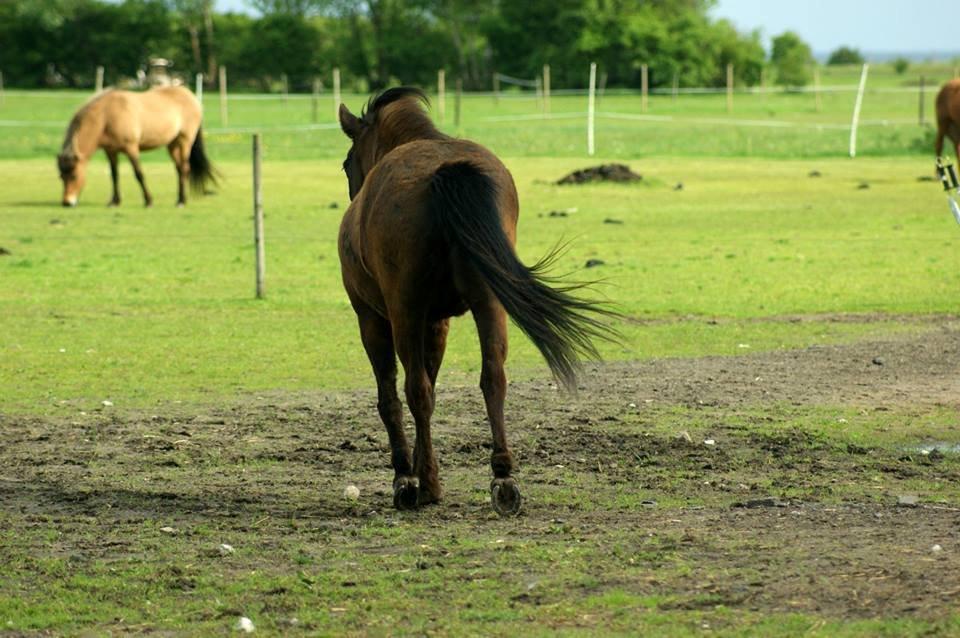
[337,88,616,515]
[936,79,960,164]
[57,86,217,207]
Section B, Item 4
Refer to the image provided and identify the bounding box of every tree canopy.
[827,46,864,66]
[0,0,812,91]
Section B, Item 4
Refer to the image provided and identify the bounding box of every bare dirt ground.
[2,320,959,629]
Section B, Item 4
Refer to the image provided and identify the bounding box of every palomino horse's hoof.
[393,476,419,510]
[491,477,522,516]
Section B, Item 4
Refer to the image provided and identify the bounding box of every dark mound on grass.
[557,163,642,185]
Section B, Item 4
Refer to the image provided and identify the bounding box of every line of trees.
[0,0,843,92]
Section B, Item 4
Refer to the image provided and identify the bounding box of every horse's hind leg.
[168,139,190,207]
[354,302,417,510]
[106,150,120,206]
[393,315,442,506]
[125,147,152,207]
[471,299,521,516]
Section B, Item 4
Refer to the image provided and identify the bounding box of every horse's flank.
[60,87,202,162]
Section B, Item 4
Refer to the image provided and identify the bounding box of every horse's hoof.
[393,476,419,510]
[107,200,120,207]
[417,484,442,507]
[176,202,185,209]
[491,478,522,516]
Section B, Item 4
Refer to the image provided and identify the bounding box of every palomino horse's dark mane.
[361,87,447,149]
[60,89,114,160]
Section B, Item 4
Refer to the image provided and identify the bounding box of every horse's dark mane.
[362,86,429,121]
[361,86,444,148]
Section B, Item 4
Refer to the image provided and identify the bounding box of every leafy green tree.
[770,31,813,87]
[891,57,909,74]
[483,0,589,88]
[827,46,864,65]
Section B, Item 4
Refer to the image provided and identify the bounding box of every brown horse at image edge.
[57,85,218,207]
[935,79,960,165]
[337,87,619,515]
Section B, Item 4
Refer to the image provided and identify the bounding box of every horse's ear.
[339,103,361,139]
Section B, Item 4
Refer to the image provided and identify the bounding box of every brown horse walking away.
[337,87,617,515]
[57,86,217,207]
[935,79,960,164]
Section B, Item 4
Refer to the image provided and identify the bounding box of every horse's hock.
[556,163,642,185]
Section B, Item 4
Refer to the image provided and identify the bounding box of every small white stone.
[159,526,176,535]
[236,616,255,633]
[343,485,360,500]
[704,439,716,446]
[102,400,113,407]
[628,402,637,408]
[218,543,235,555]
[932,544,943,553]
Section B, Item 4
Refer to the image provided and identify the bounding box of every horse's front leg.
[106,150,120,206]
[472,300,521,516]
[125,147,152,207]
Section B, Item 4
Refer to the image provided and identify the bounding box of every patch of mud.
[1,321,959,623]
[556,163,642,185]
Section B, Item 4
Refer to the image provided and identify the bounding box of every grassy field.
[2,82,960,635]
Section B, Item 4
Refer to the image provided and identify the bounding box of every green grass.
[2,86,960,635]
[0,63,948,161]
[2,154,958,413]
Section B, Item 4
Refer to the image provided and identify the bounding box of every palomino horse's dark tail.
[429,161,618,390]
[189,126,220,194]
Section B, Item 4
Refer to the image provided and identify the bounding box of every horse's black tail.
[429,161,620,390]
[189,126,220,194]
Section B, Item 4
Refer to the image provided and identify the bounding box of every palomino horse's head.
[337,87,433,200]
[57,152,85,207]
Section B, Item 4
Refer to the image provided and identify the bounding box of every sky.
[214,0,957,58]
[709,0,957,57]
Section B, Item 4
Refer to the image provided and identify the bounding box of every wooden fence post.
[253,134,265,299]
[587,62,597,156]
[543,64,551,115]
[333,67,341,121]
[312,76,321,123]
[726,63,733,114]
[95,66,104,92]
[195,72,203,103]
[438,69,445,124]
[281,73,288,104]
[493,72,500,104]
[641,63,649,113]
[219,65,228,126]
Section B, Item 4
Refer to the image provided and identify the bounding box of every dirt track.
[2,320,959,624]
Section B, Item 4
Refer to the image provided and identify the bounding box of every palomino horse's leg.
[106,150,120,206]
[393,315,442,506]
[471,299,521,516]
[125,147,152,207]
[353,302,416,509]
[167,140,190,207]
